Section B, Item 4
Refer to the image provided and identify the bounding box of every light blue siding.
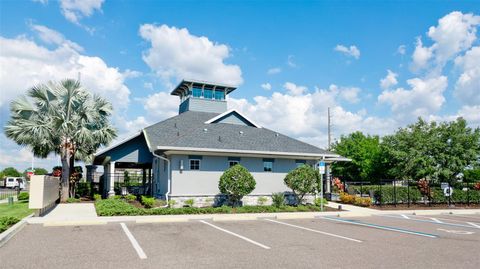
[179,97,227,114]
[98,134,153,163]
[211,111,255,126]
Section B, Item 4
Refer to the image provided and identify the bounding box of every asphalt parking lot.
[1,213,479,269]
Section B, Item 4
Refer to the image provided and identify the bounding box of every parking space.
[1,214,479,268]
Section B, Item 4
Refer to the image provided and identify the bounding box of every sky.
[0,0,479,171]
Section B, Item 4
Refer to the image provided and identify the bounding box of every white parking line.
[400,214,410,219]
[323,217,438,238]
[264,219,362,243]
[430,218,443,223]
[467,222,480,229]
[120,223,147,259]
[199,220,271,249]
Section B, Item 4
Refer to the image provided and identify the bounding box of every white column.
[326,163,331,193]
[108,161,116,197]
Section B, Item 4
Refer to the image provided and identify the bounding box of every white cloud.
[0,134,58,170]
[329,84,361,104]
[32,0,48,5]
[454,46,480,105]
[139,24,243,87]
[60,0,105,24]
[267,67,281,75]
[284,82,307,96]
[378,76,448,120]
[141,91,179,120]
[397,45,406,55]
[287,55,297,68]
[0,35,130,110]
[30,24,84,52]
[412,11,480,73]
[228,85,394,148]
[261,83,271,90]
[124,116,151,133]
[457,105,480,126]
[334,44,360,59]
[379,69,398,90]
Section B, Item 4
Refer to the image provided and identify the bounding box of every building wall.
[99,134,153,163]
[179,97,227,114]
[168,154,315,196]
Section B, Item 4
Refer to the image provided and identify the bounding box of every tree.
[4,79,117,202]
[382,118,480,183]
[284,165,319,205]
[218,164,256,206]
[23,167,48,178]
[331,132,384,183]
[1,167,22,177]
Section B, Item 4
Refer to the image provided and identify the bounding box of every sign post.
[319,161,325,212]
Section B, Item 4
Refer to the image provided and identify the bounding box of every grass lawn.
[0,200,33,219]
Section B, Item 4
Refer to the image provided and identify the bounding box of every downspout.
[152,151,170,207]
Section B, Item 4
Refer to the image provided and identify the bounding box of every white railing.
[29,175,60,216]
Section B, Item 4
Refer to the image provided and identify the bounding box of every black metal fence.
[109,170,153,197]
[343,179,480,207]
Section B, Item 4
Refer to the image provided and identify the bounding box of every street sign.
[443,187,453,197]
[319,161,325,174]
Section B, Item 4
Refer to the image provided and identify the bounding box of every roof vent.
[218,136,222,142]
[239,131,244,135]
[177,131,180,136]
[174,122,177,128]
[275,133,279,137]
[203,128,208,132]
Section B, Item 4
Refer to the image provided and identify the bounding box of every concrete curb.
[28,210,374,226]
[0,213,33,248]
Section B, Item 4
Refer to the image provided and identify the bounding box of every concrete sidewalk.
[26,202,480,226]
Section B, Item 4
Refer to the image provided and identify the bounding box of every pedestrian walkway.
[328,201,380,214]
[28,203,97,224]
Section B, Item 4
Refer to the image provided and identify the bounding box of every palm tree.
[4,79,117,202]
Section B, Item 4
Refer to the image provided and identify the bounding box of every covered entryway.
[92,132,154,198]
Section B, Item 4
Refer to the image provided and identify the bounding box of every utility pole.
[327,107,332,150]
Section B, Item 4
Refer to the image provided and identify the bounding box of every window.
[192,87,202,98]
[229,161,239,167]
[228,157,240,167]
[190,159,200,170]
[214,90,225,100]
[204,88,213,99]
[295,160,306,167]
[263,158,274,172]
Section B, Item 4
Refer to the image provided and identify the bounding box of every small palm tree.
[4,79,117,202]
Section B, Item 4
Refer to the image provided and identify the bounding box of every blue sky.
[1,0,479,171]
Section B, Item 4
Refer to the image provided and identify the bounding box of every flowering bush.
[474,182,480,191]
[332,177,344,192]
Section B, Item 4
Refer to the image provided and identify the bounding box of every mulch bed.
[371,203,480,210]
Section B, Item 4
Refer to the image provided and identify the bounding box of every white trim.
[324,157,352,162]
[156,145,339,158]
[142,129,153,152]
[95,132,142,156]
[204,109,262,128]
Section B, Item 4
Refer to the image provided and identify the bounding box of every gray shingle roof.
[143,111,334,156]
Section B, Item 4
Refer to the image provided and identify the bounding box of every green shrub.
[218,164,256,206]
[284,165,319,205]
[95,199,143,216]
[349,185,422,204]
[0,216,20,233]
[257,196,268,206]
[141,196,155,208]
[271,192,285,208]
[314,198,328,207]
[66,197,80,203]
[17,192,29,201]
[93,194,102,201]
[125,194,136,202]
[76,182,91,197]
[353,196,372,207]
[168,199,177,208]
[184,199,195,207]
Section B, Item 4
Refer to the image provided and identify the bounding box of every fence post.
[379,180,382,206]
[467,181,470,206]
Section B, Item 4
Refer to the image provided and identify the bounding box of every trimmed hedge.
[0,216,20,233]
[95,199,326,216]
[349,185,480,204]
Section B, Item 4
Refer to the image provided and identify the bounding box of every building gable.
[204,109,261,128]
